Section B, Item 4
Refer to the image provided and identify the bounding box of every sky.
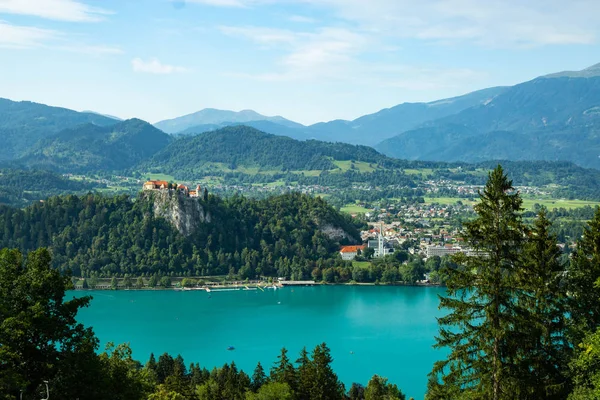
[0,0,599,125]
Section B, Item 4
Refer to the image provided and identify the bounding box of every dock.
[279,280,317,286]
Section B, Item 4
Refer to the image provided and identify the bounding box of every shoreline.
[72,281,443,291]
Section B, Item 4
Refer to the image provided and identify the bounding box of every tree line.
[0,191,362,280]
[0,247,406,400]
[426,165,600,399]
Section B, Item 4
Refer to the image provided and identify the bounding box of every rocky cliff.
[141,190,210,236]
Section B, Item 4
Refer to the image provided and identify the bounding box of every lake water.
[71,285,446,399]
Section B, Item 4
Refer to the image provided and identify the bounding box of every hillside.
[143,125,386,176]
[0,98,117,161]
[155,108,303,133]
[377,73,600,169]
[20,118,172,173]
[0,191,359,278]
[0,168,102,207]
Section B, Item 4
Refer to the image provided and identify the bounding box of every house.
[143,180,169,190]
[340,245,366,261]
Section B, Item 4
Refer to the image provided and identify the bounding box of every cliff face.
[319,223,356,243]
[142,190,210,236]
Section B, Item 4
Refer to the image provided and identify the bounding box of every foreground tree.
[428,166,526,400]
[512,209,570,399]
[364,375,406,400]
[0,248,97,399]
[567,208,600,340]
[569,326,600,399]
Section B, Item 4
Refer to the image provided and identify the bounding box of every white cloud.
[303,0,598,47]
[0,20,59,48]
[0,20,122,56]
[0,0,111,22]
[206,0,599,47]
[131,58,189,74]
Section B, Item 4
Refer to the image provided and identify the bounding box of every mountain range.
[376,75,600,167]
[1,62,600,169]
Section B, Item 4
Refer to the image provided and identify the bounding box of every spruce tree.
[269,348,296,392]
[309,343,344,400]
[429,165,526,400]
[513,209,570,399]
[567,207,600,339]
[295,347,314,399]
[251,362,266,392]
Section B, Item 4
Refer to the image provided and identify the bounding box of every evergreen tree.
[567,207,600,339]
[147,353,157,372]
[269,348,296,393]
[429,165,526,400]
[156,353,175,384]
[251,362,266,392]
[111,276,118,290]
[365,375,405,400]
[513,209,570,399]
[309,343,344,400]
[295,347,314,399]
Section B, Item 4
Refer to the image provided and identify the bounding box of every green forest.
[0,248,406,400]
[0,191,363,280]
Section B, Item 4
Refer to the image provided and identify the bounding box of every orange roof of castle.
[340,245,366,253]
[146,180,169,187]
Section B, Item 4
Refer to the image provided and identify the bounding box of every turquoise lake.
[71,285,446,399]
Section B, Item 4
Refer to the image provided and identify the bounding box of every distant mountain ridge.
[376,71,600,169]
[0,98,117,160]
[20,118,172,172]
[155,87,507,145]
[154,108,304,134]
[544,63,600,78]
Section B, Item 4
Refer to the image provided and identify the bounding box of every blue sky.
[0,0,599,125]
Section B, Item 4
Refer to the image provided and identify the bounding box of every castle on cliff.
[143,180,204,198]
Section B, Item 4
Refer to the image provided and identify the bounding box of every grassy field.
[352,261,371,268]
[424,197,478,206]
[425,196,600,211]
[341,204,371,214]
[521,198,600,210]
[332,160,377,173]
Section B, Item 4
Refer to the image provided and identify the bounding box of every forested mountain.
[155,108,303,133]
[377,72,600,169]
[0,168,102,207]
[0,98,117,160]
[143,126,386,176]
[0,191,360,279]
[20,118,172,173]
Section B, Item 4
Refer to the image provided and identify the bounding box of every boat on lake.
[227,346,235,351]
